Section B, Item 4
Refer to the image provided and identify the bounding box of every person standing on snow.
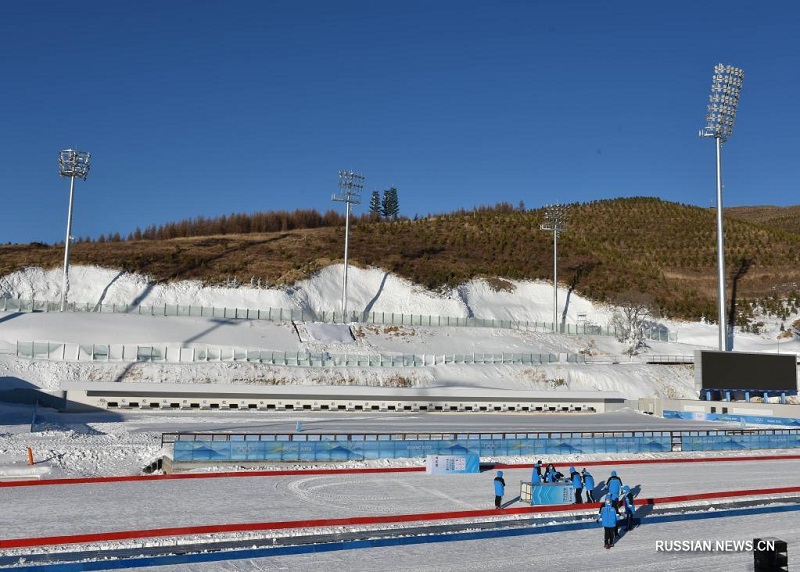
[582,468,596,502]
[597,498,619,548]
[569,466,583,504]
[493,470,506,509]
[607,470,623,508]
[620,485,636,531]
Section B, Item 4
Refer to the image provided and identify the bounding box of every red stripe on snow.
[0,466,423,488]
[2,485,800,550]
[2,453,799,489]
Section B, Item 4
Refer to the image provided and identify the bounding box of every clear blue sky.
[1,1,798,244]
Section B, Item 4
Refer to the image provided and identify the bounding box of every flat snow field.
[3,455,800,572]
[126,509,800,572]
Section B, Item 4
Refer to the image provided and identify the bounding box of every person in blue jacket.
[607,470,623,508]
[569,466,583,504]
[621,485,636,531]
[582,468,596,502]
[493,470,506,509]
[597,498,619,548]
[544,463,556,482]
[531,461,543,484]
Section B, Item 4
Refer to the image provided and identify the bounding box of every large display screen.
[695,350,798,391]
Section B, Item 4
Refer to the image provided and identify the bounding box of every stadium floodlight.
[58,149,91,312]
[540,204,567,333]
[699,63,744,351]
[332,170,364,320]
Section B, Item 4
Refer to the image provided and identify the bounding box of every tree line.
[88,189,402,243]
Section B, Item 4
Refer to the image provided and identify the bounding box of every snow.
[0,264,799,569]
[1,263,799,478]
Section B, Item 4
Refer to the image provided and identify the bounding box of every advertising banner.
[425,454,481,474]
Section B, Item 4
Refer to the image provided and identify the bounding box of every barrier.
[664,410,800,430]
[425,454,480,474]
[520,481,573,505]
[166,427,800,463]
[15,341,559,367]
[6,453,800,490]
[1,296,679,342]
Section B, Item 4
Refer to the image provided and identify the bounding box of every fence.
[0,296,678,342]
[164,427,800,462]
[15,341,560,367]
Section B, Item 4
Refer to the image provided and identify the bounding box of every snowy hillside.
[0,265,797,404]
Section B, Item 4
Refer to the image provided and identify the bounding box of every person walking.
[582,468,596,502]
[493,470,506,509]
[597,498,619,548]
[607,470,623,508]
[570,466,583,504]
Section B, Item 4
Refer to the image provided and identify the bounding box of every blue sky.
[1,1,798,244]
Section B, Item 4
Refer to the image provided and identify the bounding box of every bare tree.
[610,291,657,355]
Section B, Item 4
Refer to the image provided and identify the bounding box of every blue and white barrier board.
[425,454,481,474]
[520,481,574,505]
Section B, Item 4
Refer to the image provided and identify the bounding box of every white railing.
[0,297,678,342]
[15,341,560,367]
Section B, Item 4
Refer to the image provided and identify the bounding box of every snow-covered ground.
[1,264,799,479]
[0,265,799,570]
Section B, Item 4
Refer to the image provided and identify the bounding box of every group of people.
[530,461,596,504]
[597,470,637,548]
[492,463,638,549]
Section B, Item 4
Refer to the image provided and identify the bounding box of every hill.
[726,205,800,235]
[2,198,800,324]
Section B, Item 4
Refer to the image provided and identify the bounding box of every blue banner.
[663,410,800,428]
[531,483,574,505]
[171,427,798,463]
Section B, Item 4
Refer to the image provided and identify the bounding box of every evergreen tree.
[369,190,382,219]
[382,186,399,219]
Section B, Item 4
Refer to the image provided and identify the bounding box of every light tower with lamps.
[332,170,364,320]
[58,149,91,312]
[540,204,567,333]
[699,63,744,351]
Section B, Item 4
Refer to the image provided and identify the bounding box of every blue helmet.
[611,470,617,477]
[569,466,575,473]
[622,485,630,494]
[497,470,503,477]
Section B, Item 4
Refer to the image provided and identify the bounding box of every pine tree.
[369,190,382,219]
[382,186,399,219]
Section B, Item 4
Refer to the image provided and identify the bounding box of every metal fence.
[164,427,800,462]
[15,341,559,366]
[0,296,678,342]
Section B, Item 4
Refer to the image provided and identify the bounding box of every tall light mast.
[699,64,745,351]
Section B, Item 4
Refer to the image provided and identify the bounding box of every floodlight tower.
[540,204,567,332]
[332,170,364,319]
[699,64,744,351]
[58,149,91,312]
